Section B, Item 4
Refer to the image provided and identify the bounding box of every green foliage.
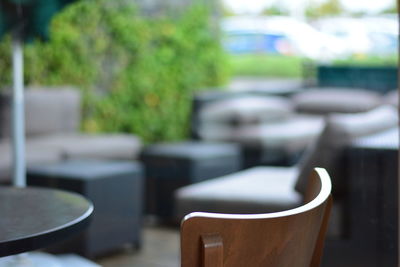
[381,4,397,14]
[349,11,368,18]
[221,2,236,17]
[305,0,344,19]
[261,5,289,16]
[229,54,303,78]
[0,36,11,85]
[0,0,229,143]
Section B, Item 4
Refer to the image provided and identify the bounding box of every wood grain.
[180,168,332,267]
[201,234,223,267]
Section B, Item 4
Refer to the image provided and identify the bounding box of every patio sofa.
[175,104,398,234]
[0,86,142,183]
[191,86,396,168]
[194,93,324,167]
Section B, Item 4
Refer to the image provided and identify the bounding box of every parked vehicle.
[314,16,398,56]
[222,16,349,60]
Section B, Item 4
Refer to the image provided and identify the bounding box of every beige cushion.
[0,87,81,138]
[175,166,301,218]
[0,140,62,183]
[28,133,142,160]
[292,88,382,115]
[0,133,142,183]
[24,87,81,136]
[295,105,399,194]
[199,114,324,153]
[199,95,293,125]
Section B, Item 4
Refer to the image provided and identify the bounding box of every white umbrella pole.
[11,37,26,187]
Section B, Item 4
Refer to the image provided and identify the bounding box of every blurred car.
[222,16,290,54]
[313,16,398,56]
[362,16,398,55]
[221,16,349,60]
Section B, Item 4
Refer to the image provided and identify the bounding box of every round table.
[0,186,93,257]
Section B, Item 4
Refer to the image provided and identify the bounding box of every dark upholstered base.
[242,145,303,168]
[140,141,241,219]
[27,160,143,258]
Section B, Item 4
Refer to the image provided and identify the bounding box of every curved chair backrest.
[180,168,332,267]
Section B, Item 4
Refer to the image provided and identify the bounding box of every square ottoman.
[27,160,143,258]
[140,141,241,219]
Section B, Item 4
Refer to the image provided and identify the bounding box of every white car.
[222,16,349,60]
[261,16,349,60]
[314,16,398,56]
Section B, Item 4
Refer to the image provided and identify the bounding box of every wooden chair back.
[180,168,332,267]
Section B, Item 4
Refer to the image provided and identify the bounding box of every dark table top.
[0,186,93,257]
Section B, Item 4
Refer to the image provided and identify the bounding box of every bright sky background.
[223,0,395,14]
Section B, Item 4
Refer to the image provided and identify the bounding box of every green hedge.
[0,0,229,143]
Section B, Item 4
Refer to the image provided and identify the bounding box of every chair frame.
[180,168,332,267]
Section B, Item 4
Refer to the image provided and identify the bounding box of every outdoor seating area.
[192,86,398,168]
[176,103,397,222]
[0,1,398,267]
[1,85,395,188]
[0,87,142,184]
[0,80,396,266]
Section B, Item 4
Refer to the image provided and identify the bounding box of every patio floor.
[95,225,180,267]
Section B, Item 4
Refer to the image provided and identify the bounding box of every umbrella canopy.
[0,0,79,187]
[0,0,77,40]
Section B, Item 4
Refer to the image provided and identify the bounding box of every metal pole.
[11,37,26,187]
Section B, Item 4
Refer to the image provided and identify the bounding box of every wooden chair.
[180,168,332,267]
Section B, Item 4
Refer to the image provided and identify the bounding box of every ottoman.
[27,160,143,258]
[140,141,241,219]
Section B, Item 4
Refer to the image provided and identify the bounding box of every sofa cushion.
[0,140,62,183]
[174,166,301,218]
[24,87,81,136]
[292,88,382,115]
[199,114,324,154]
[0,87,81,138]
[295,105,399,194]
[199,95,293,125]
[141,141,240,160]
[28,133,142,160]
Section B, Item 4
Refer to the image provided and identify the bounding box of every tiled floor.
[95,225,180,267]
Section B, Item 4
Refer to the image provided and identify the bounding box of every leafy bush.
[0,0,229,143]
